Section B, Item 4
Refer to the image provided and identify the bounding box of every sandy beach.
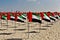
[0,20,60,40]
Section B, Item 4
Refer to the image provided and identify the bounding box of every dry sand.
[0,20,60,40]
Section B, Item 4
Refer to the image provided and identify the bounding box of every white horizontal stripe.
[11,16,25,22]
[32,15,41,20]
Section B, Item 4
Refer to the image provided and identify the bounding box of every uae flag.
[54,12,59,19]
[27,12,42,23]
[50,13,57,21]
[10,14,26,22]
[1,12,25,23]
[1,13,7,20]
[52,13,58,20]
[32,13,42,23]
[46,12,56,21]
[40,12,51,22]
[17,14,26,22]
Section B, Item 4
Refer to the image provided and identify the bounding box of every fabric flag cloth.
[46,12,56,21]
[17,14,26,22]
[32,13,42,23]
[50,13,57,21]
[40,12,51,22]
[54,12,59,19]
[1,13,7,20]
[27,12,42,23]
[10,13,15,21]
[10,13,26,22]
[51,13,57,20]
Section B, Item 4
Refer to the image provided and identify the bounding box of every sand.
[0,20,60,40]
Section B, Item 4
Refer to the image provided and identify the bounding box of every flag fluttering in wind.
[10,12,25,22]
[40,12,51,22]
[51,12,57,21]
[0,11,60,23]
[54,12,59,19]
[17,14,26,22]
[1,13,7,20]
[46,12,56,21]
[27,12,42,23]
[32,13,42,23]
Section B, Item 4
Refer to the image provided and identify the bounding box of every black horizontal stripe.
[50,17,55,21]
[32,18,42,23]
[43,18,51,22]
[10,18,24,22]
[55,17,58,19]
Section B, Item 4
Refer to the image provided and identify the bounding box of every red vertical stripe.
[52,13,55,17]
[11,12,16,21]
[54,12,57,15]
[0,13,2,19]
[40,12,44,20]
[27,12,32,22]
[59,13,60,16]
[57,13,60,16]
[7,13,10,20]
[47,12,50,17]
[15,13,17,21]
[12,12,17,21]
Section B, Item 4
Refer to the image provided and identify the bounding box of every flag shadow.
[34,28,47,30]
[0,33,12,35]
[5,38,22,40]
[14,29,26,31]
[24,31,40,33]
[42,25,51,27]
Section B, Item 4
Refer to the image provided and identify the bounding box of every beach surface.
[0,20,60,40]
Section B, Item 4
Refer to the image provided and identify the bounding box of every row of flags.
[0,12,60,23]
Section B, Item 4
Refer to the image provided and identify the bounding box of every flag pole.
[27,12,29,39]
[0,13,2,28]
[14,12,18,33]
[27,11,32,39]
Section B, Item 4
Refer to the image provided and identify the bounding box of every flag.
[17,14,26,22]
[22,13,42,23]
[10,13,25,22]
[1,13,7,20]
[10,12,15,20]
[54,12,59,19]
[46,12,56,21]
[32,13,42,23]
[40,12,51,22]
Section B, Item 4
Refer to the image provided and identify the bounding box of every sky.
[0,0,60,12]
